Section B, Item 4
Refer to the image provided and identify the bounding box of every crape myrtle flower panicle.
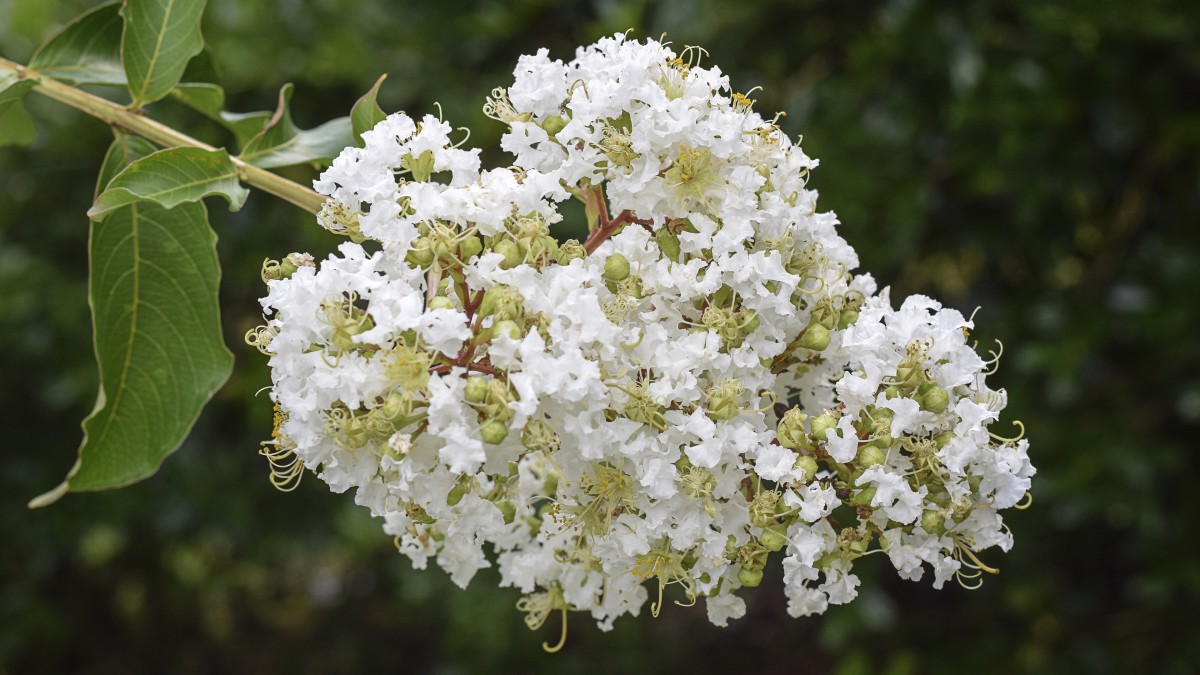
[251,33,1035,643]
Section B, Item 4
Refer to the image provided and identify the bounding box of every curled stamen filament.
[542,608,569,653]
[1013,491,1033,510]
[989,420,1026,444]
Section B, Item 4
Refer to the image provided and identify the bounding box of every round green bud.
[799,323,831,351]
[492,319,522,340]
[856,445,887,469]
[809,411,839,440]
[921,509,946,535]
[495,239,523,269]
[497,499,517,525]
[838,309,859,329]
[761,527,788,552]
[540,114,567,136]
[603,253,630,282]
[920,385,950,413]
[428,295,455,310]
[655,228,681,262]
[446,484,466,506]
[464,376,488,404]
[850,485,876,506]
[737,566,764,588]
[480,418,509,445]
[794,454,819,482]
[459,234,483,260]
[405,241,434,268]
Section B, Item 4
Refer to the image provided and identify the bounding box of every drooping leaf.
[351,74,388,145]
[29,198,232,504]
[95,133,159,196]
[0,79,36,147]
[171,83,272,148]
[121,0,207,107]
[28,1,126,87]
[89,147,249,219]
[237,83,353,169]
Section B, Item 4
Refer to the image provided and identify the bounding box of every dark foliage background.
[2,0,1198,672]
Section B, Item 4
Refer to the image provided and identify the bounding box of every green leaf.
[89,147,249,220]
[0,79,36,147]
[171,83,272,148]
[28,1,126,86]
[351,74,388,146]
[96,133,159,197]
[29,198,233,504]
[237,83,353,169]
[121,0,207,107]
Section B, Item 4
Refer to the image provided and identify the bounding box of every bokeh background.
[2,0,1198,672]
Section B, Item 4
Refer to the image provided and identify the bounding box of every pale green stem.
[0,57,326,214]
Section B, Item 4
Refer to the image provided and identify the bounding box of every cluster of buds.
[251,35,1034,645]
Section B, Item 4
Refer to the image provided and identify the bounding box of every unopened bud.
[481,418,509,445]
[737,566,764,588]
[920,385,949,413]
[464,376,488,404]
[799,323,830,351]
[603,253,630,282]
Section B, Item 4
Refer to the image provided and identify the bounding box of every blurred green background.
[2,0,1198,672]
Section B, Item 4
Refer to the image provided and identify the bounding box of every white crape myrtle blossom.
[250,34,1035,646]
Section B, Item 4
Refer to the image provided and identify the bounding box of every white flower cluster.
[251,35,1034,640]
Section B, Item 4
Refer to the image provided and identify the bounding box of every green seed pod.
[459,234,483,260]
[920,385,950,413]
[495,239,523,269]
[737,566,764,588]
[799,323,831,351]
[809,411,839,440]
[777,407,811,450]
[603,253,630,282]
[480,418,510,445]
[655,228,681,262]
[464,376,488,404]
[428,295,455,310]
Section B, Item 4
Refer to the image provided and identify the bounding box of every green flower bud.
[459,234,483,260]
[481,418,509,445]
[920,385,950,413]
[921,509,946,535]
[855,445,886,469]
[492,319,522,340]
[495,239,523,269]
[464,376,488,404]
[799,323,831,351]
[838,309,859,329]
[540,114,567,136]
[761,526,788,552]
[428,295,455,310]
[655,228,681,262]
[405,241,435,268]
[497,499,517,524]
[737,565,764,588]
[793,454,819,482]
[850,485,876,506]
[809,411,839,440]
[777,407,811,450]
[603,253,630,282]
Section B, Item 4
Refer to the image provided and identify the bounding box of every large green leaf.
[89,147,249,220]
[0,79,36,147]
[121,0,207,107]
[351,74,388,146]
[28,1,126,86]
[30,137,233,505]
[95,133,159,195]
[237,83,353,168]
